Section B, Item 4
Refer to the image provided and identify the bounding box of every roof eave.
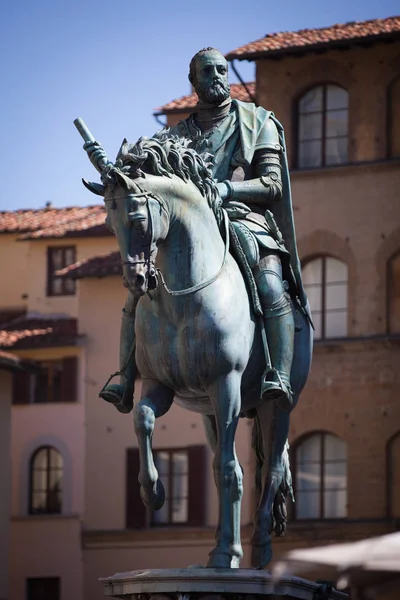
[61,269,121,280]
[226,30,400,61]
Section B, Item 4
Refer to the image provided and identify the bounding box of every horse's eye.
[128,213,147,226]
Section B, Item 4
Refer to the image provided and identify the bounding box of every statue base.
[100,568,348,600]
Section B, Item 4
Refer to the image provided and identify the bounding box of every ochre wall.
[0,234,29,310]
[9,518,83,600]
[0,370,12,600]
[26,235,117,316]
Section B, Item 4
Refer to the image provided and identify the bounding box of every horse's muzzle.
[122,264,148,296]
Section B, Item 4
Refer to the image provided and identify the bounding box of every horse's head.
[84,164,169,296]
[83,133,219,296]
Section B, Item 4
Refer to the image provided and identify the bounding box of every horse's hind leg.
[251,402,291,568]
[133,379,174,510]
[202,414,243,568]
[206,372,243,569]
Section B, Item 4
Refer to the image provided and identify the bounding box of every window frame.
[302,255,348,340]
[46,246,76,297]
[295,83,349,169]
[29,445,63,515]
[126,445,205,529]
[292,431,347,521]
[12,357,78,405]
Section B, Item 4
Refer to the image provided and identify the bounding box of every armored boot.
[253,254,295,411]
[99,296,137,414]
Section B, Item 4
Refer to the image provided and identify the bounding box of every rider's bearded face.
[194,51,231,105]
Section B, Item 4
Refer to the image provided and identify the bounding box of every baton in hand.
[73,117,110,172]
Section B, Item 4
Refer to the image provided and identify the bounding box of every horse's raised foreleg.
[251,402,291,568]
[133,379,174,510]
[206,372,243,569]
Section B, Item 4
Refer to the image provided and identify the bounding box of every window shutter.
[61,357,78,402]
[126,447,146,528]
[12,370,31,404]
[188,445,206,526]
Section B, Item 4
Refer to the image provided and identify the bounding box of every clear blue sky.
[1,0,398,210]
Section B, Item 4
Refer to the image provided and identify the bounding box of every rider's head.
[189,48,230,105]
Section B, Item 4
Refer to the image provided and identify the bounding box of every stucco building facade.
[1,15,400,600]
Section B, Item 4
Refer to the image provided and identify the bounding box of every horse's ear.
[82,179,105,196]
[113,170,131,189]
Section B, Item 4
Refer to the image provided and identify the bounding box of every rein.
[156,208,230,296]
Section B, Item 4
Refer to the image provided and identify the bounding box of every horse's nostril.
[134,273,146,288]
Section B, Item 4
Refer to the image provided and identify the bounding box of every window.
[29,446,63,514]
[27,577,60,600]
[153,450,189,525]
[297,84,348,168]
[47,246,76,296]
[302,256,348,340]
[12,357,77,404]
[294,432,347,520]
[126,446,205,528]
[388,252,400,334]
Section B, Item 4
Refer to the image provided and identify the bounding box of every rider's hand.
[83,141,109,174]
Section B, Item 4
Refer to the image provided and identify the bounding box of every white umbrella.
[273,532,400,597]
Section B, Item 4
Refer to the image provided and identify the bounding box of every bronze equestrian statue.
[77,47,312,569]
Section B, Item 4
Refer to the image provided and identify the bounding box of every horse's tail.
[272,440,294,537]
[251,415,294,537]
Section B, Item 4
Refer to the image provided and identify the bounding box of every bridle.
[110,184,230,297]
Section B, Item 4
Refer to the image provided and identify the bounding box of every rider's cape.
[233,100,307,310]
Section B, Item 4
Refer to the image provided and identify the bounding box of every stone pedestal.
[100,568,348,600]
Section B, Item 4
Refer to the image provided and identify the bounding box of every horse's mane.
[113,130,220,211]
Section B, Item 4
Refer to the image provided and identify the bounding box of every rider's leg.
[253,252,295,410]
[99,292,137,413]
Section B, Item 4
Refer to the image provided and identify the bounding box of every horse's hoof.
[207,551,233,569]
[251,541,273,569]
[140,479,165,510]
[207,549,241,569]
[230,555,241,569]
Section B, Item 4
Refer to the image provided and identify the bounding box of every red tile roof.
[226,16,400,60]
[155,82,255,115]
[20,208,108,239]
[0,205,109,239]
[0,317,80,350]
[57,251,121,279]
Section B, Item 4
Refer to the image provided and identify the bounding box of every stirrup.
[261,368,293,411]
[99,372,133,414]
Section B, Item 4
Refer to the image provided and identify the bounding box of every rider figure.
[90,48,308,414]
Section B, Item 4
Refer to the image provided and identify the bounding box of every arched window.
[388,252,400,334]
[388,74,400,158]
[302,256,348,340]
[29,446,63,514]
[297,84,349,168]
[293,432,347,520]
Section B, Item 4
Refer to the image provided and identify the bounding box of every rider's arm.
[217,117,283,206]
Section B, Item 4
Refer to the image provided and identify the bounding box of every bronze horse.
[81,132,313,568]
